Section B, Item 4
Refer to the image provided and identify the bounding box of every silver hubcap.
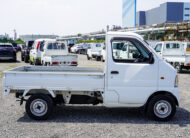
[154,100,172,118]
[30,99,48,117]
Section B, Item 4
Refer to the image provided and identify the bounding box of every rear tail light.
[71,61,78,65]
[52,62,58,65]
[36,42,40,50]
[186,63,190,66]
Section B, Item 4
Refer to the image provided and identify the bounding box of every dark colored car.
[21,41,34,63]
[68,43,74,53]
[0,43,17,62]
[12,43,21,52]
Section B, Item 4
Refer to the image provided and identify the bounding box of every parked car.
[3,32,179,121]
[21,41,34,62]
[11,43,19,52]
[70,44,82,53]
[155,41,190,72]
[87,43,105,61]
[41,40,78,66]
[29,39,51,65]
[79,43,91,55]
[0,43,17,62]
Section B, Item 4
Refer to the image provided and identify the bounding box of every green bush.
[76,39,105,44]
[0,38,25,44]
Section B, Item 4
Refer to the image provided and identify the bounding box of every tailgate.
[51,55,78,66]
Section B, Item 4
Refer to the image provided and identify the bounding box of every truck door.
[106,36,158,105]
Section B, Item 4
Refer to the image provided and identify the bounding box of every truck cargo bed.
[3,66,105,92]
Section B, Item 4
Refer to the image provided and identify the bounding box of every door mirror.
[149,53,154,64]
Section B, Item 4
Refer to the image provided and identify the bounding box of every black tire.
[24,56,29,63]
[13,55,17,62]
[25,94,53,120]
[21,55,24,61]
[175,64,182,73]
[29,60,33,65]
[101,56,105,62]
[96,56,101,61]
[87,55,91,60]
[147,94,176,121]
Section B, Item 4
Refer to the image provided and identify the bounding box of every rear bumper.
[0,56,14,60]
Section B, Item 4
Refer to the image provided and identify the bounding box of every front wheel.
[25,94,53,120]
[147,95,176,121]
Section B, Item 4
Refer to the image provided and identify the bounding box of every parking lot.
[0,52,190,138]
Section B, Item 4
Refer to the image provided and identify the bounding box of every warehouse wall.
[145,3,167,25]
[167,2,184,22]
[136,11,146,26]
[184,3,190,21]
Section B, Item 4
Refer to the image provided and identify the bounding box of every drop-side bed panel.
[3,66,105,92]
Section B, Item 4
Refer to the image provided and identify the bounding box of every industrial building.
[136,2,190,26]
[122,0,137,28]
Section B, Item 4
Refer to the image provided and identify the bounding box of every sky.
[0,0,189,37]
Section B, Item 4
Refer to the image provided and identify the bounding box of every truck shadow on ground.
[180,70,190,74]
[18,106,190,127]
[0,60,20,63]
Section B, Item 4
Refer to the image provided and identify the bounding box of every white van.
[41,40,78,66]
[87,43,105,61]
[30,39,53,65]
[155,41,190,72]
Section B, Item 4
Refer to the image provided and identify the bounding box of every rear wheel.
[175,64,182,73]
[13,55,17,62]
[21,55,24,61]
[24,56,29,63]
[87,55,91,60]
[147,94,176,121]
[96,56,101,61]
[25,94,53,120]
[101,56,105,62]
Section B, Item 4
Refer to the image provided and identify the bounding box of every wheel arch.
[144,91,179,112]
[22,89,56,98]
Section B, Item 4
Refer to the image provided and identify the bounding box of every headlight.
[174,75,179,87]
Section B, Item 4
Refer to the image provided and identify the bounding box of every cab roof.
[107,32,144,41]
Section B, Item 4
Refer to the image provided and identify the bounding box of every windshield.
[47,43,66,50]
[0,45,13,48]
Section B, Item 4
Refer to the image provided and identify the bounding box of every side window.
[96,44,101,47]
[40,41,45,51]
[31,42,36,49]
[47,43,53,50]
[112,38,150,63]
[166,43,180,49]
[155,44,162,52]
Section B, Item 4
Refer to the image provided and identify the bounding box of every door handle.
[111,71,119,74]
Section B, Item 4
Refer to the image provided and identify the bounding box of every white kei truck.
[41,40,78,66]
[3,32,179,121]
[87,43,105,61]
[155,41,190,72]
